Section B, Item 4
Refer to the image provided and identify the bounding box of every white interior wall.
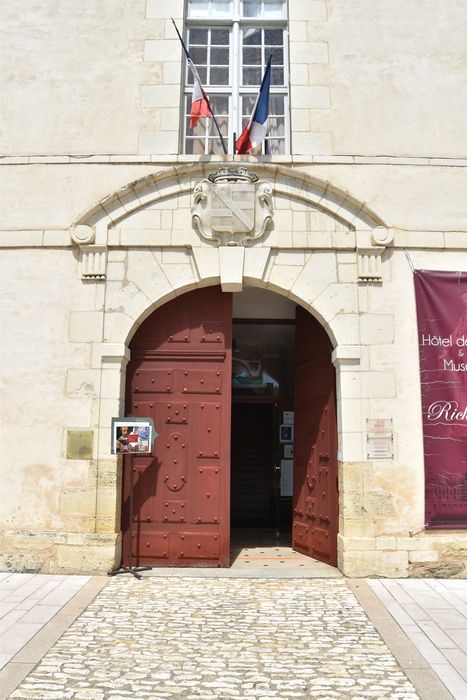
[233,287,297,319]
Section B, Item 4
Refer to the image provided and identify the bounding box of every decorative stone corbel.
[80,245,108,280]
[357,227,394,283]
[357,247,385,282]
[70,225,107,280]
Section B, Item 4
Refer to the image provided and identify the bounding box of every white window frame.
[182,0,289,155]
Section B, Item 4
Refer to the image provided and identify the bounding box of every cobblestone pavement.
[10,577,419,700]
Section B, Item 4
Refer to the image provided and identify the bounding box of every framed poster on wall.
[279,424,294,443]
[111,417,157,455]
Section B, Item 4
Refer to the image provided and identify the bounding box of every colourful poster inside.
[414,271,467,528]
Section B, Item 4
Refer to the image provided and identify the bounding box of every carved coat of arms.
[192,167,273,246]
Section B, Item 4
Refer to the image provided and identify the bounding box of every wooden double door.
[122,287,338,567]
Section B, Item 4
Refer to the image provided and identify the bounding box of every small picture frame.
[283,444,294,459]
[279,424,294,443]
[111,417,157,455]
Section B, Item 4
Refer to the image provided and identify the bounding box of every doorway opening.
[230,291,296,563]
[122,285,338,570]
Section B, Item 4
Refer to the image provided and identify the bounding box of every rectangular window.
[183,0,289,155]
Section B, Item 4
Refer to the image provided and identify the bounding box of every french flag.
[236,55,272,154]
[188,58,211,128]
[172,18,211,128]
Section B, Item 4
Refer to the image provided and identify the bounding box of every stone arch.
[72,162,387,235]
[87,163,390,352]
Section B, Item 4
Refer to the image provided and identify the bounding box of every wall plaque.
[367,418,393,459]
[66,430,93,460]
[367,418,392,434]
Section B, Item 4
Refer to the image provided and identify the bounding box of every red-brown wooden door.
[292,306,338,565]
[122,287,232,567]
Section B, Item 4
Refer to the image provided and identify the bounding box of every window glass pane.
[264,29,283,45]
[271,67,284,85]
[210,95,229,113]
[211,2,232,17]
[242,0,285,18]
[242,94,257,115]
[268,116,285,137]
[243,27,261,45]
[207,138,224,154]
[188,1,210,18]
[242,0,261,18]
[188,28,208,44]
[269,95,284,114]
[211,29,230,45]
[268,48,283,64]
[188,1,231,18]
[185,138,207,154]
[263,0,284,19]
[186,65,207,84]
[243,67,261,85]
[211,47,229,64]
[189,120,208,137]
[209,117,228,137]
[210,66,229,84]
[243,47,261,64]
[265,138,284,155]
[190,47,208,64]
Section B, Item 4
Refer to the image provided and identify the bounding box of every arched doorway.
[122,286,338,567]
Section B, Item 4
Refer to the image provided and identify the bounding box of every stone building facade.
[1,0,466,576]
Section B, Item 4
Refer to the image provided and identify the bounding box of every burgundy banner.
[414,270,467,528]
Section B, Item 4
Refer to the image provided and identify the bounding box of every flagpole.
[200,88,228,156]
[172,18,228,155]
